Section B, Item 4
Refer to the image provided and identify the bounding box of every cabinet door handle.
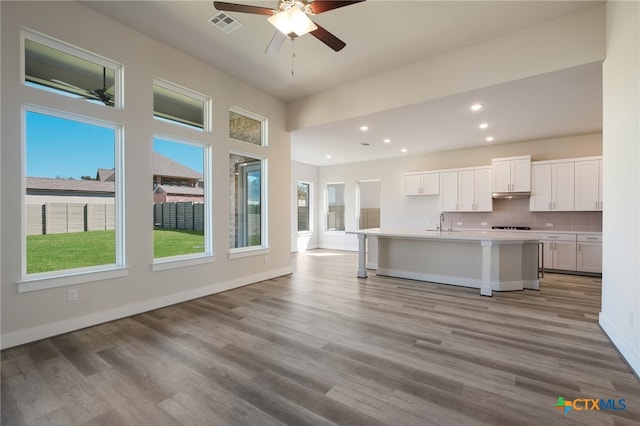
[578,244,581,251]
[595,200,598,209]
[548,202,552,210]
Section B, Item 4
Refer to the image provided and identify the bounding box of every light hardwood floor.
[2,250,639,425]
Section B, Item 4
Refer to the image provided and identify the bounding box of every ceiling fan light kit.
[268,6,317,38]
[213,0,366,53]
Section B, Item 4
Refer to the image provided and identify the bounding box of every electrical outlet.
[457,222,463,226]
[67,288,78,302]
[481,222,487,226]
[629,311,634,327]
[546,223,554,227]
[264,255,269,264]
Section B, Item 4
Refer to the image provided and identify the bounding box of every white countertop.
[350,228,541,242]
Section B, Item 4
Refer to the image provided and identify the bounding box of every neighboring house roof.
[96,168,115,181]
[154,152,202,180]
[154,185,204,196]
[26,177,114,193]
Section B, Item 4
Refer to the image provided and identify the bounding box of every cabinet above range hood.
[491,191,530,199]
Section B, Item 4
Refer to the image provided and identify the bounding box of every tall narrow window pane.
[230,154,263,248]
[297,182,310,232]
[25,111,118,274]
[327,183,345,231]
[153,138,206,259]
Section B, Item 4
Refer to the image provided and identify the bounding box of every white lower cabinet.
[577,234,602,273]
[539,233,577,271]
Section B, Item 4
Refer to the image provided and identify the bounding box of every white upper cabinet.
[439,171,459,211]
[403,172,439,195]
[441,167,492,212]
[492,156,531,193]
[530,161,574,211]
[574,158,603,211]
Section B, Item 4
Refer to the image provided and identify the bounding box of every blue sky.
[26,111,203,179]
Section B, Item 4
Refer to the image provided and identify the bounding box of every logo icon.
[555,397,573,415]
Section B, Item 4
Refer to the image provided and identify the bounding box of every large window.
[297,181,311,232]
[230,154,265,249]
[24,109,123,276]
[229,108,266,146]
[357,180,381,230]
[326,183,345,231]
[153,137,211,260]
[23,31,121,108]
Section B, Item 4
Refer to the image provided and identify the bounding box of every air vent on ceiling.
[209,12,242,33]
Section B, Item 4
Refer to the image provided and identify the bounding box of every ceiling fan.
[213,0,365,54]
[51,67,115,106]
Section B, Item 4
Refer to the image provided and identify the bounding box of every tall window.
[326,183,345,231]
[230,154,265,249]
[229,108,266,147]
[297,182,311,232]
[357,180,381,230]
[24,110,122,275]
[153,137,210,260]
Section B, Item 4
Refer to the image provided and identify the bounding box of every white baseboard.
[1,266,292,350]
[599,312,640,377]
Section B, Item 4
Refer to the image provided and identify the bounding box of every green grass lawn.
[27,229,205,273]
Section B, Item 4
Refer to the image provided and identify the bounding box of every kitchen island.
[351,229,540,296]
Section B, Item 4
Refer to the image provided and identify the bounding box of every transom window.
[23,31,121,108]
[153,78,210,131]
[229,108,267,146]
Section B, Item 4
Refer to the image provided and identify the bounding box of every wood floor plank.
[2,249,639,425]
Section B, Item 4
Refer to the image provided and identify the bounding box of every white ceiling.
[83,0,603,166]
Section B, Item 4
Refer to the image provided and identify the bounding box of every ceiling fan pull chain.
[291,38,296,76]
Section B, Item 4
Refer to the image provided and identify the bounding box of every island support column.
[357,233,368,278]
[480,240,493,297]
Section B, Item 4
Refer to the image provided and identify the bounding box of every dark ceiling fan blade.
[308,0,366,15]
[310,23,346,51]
[265,30,287,55]
[213,1,275,16]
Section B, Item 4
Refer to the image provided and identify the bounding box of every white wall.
[291,160,319,252]
[600,0,640,377]
[288,5,605,131]
[1,1,291,347]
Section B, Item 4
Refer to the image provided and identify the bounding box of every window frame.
[153,77,211,132]
[21,29,123,109]
[297,181,312,234]
[325,182,346,232]
[229,106,268,147]
[18,105,126,292]
[228,152,269,258]
[151,133,214,270]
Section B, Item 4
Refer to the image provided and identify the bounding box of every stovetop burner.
[492,226,531,230]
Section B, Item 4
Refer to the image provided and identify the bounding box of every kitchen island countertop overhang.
[349,229,541,296]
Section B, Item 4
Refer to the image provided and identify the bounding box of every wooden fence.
[26,202,204,235]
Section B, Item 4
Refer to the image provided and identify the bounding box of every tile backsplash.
[444,198,602,232]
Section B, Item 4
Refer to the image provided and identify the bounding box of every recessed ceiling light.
[479,123,489,129]
[486,136,494,142]
[471,103,483,111]
[360,126,369,131]
[383,138,391,143]
[325,154,331,159]
[401,148,407,153]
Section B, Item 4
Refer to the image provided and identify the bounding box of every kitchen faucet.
[440,212,445,231]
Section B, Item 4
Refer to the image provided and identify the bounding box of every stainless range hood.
[491,191,530,199]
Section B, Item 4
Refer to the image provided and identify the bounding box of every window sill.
[17,266,128,293]
[228,247,270,259]
[152,254,214,272]
[298,231,313,235]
